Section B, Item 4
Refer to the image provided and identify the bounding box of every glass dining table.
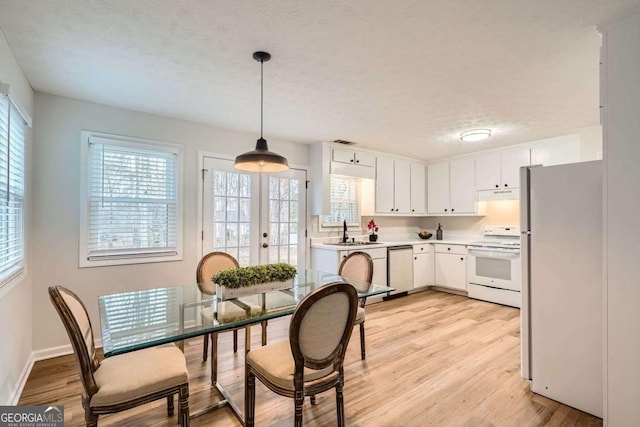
[97,269,393,421]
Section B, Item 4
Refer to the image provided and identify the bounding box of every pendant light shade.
[234,51,289,172]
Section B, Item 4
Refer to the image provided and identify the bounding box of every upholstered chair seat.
[91,345,188,407]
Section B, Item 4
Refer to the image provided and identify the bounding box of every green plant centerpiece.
[212,263,297,300]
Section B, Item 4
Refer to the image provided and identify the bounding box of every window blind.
[322,175,360,226]
[87,137,179,260]
[0,94,25,285]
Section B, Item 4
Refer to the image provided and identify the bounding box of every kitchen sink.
[323,241,384,246]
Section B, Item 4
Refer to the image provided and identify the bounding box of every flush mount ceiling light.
[460,128,492,142]
[234,51,289,172]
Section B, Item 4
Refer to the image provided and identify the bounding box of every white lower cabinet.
[412,244,434,288]
[311,247,387,287]
[434,244,467,291]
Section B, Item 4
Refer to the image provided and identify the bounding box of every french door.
[201,157,306,269]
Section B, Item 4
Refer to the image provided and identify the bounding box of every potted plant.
[211,263,297,300]
[367,219,379,242]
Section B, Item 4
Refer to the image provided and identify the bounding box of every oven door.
[467,247,521,291]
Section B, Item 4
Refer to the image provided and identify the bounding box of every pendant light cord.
[260,58,264,139]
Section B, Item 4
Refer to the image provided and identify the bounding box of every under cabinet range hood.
[477,187,520,201]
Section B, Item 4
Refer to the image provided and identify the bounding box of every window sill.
[0,269,26,299]
[79,253,183,268]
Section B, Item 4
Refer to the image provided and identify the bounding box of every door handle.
[263,232,268,238]
[262,243,269,248]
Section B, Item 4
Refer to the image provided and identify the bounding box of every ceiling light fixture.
[234,51,289,172]
[460,128,492,142]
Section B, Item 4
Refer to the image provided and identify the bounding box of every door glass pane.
[210,169,253,266]
[267,175,303,269]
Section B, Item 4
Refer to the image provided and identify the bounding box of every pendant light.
[234,51,289,172]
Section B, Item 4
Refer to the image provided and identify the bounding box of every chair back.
[289,282,358,373]
[339,251,373,304]
[48,286,99,398]
[197,251,239,295]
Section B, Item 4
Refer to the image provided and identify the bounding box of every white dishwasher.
[386,245,413,299]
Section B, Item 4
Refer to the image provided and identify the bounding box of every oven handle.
[468,247,520,257]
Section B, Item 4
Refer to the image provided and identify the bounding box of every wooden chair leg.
[202,334,209,362]
[359,322,366,360]
[245,367,256,427]
[178,384,190,427]
[310,395,317,405]
[336,372,345,427]
[294,392,304,427]
[85,409,98,427]
[233,329,238,353]
[261,320,268,346]
[167,394,174,416]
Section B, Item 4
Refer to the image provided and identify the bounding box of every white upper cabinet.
[330,146,375,179]
[332,147,375,167]
[530,134,581,167]
[375,155,396,213]
[428,159,477,215]
[410,162,426,214]
[476,148,529,191]
[449,158,476,213]
[394,159,411,214]
[375,156,425,214]
[427,162,450,214]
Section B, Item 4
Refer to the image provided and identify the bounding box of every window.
[321,175,360,227]
[80,132,183,267]
[0,92,27,286]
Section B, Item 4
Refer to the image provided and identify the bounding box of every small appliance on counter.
[436,223,443,240]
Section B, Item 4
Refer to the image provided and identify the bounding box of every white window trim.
[79,131,184,267]
[0,83,29,293]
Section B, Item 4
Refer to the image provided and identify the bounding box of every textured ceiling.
[0,0,637,159]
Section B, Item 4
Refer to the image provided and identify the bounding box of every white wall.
[31,92,309,352]
[0,30,33,404]
[601,13,640,426]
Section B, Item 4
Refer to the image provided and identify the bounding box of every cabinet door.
[372,257,387,287]
[501,148,530,188]
[531,135,580,166]
[413,252,434,288]
[332,148,355,164]
[410,163,426,214]
[427,162,450,214]
[375,156,396,213]
[449,158,476,214]
[475,153,501,190]
[354,151,375,167]
[394,159,411,214]
[435,253,467,290]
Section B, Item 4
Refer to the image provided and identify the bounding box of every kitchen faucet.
[342,220,348,243]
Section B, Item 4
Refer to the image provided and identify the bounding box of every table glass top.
[98,269,393,357]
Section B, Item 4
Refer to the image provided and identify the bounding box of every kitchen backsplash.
[308,200,519,239]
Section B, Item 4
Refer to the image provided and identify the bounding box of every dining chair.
[48,286,190,427]
[244,281,358,427]
[338,251,373,360]
[196,252,267,376]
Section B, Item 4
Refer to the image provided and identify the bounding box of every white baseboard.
[32,338,103,362]
[8,352,34,405]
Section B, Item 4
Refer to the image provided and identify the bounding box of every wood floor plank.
[19,290,601,426]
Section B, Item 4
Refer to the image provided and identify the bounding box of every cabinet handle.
[391,208,394,212]
[460,257,464,261]
[444,208,448,212]
[447,247,451,251]
[350,159,354,162]
[356,160,360,163]
[420,247,424,251]
[414,257,417,260]
[451,208,455,212]
[504,183,508,187]
[412,209,415,212]
[495,184,499,188]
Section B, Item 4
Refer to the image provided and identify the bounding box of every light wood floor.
[20,290,602,426]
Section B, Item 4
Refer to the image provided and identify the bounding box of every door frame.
[196,150,310,269]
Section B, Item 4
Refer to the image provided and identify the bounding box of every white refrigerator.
[520,160,602,417]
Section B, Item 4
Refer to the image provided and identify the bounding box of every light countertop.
[311,238,475,251]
